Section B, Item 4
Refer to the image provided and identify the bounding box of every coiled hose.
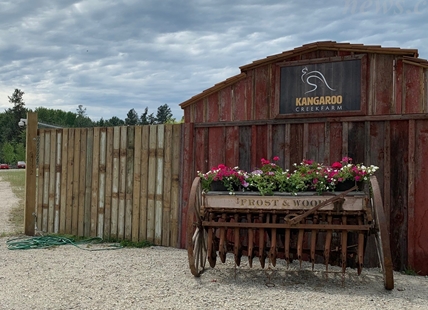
[6,235,122,251]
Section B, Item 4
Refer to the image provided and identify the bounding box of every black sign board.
[279,59,361,114]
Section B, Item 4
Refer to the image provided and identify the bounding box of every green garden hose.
[6,235,122,251]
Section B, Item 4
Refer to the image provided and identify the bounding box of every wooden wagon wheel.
[370,176,394,290]
[187,177,208,277]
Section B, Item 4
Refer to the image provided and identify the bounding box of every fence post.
[24,112,38,235]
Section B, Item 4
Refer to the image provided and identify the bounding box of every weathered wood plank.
[66,129,75,234]
[36,129,45,233]
[104,127,114,239]
[180,123,193,248]
[117,126,127,239]
[147,125,157,243]
[54,131,62,233]
[78,129,87,236]
[132,126,142,242]
[42,131,50,233]
[238,126,252,172]
[110,126,120,239]
[139,125,150,241]
[125,126,134,240]
[162,125,172,246]
[208,127,224,168]
[155,124,164,245]
[48,131,56,233]
[98,128,107,238]
[24,112,38,236]
[219,86,232,122]
[170,124,182,247]
[389,121,409,270]
[224,126,239,167]
[91,127,100,237]
[84,128,93,236]
[59,128,68,234]
[407,120,415,269]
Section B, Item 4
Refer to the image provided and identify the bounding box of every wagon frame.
[187,175,394,290]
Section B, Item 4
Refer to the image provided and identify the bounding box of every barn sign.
[279,59,361,114]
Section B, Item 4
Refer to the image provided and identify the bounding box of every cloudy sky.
[1,0,427,122]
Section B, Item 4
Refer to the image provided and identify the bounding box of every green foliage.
[401,266,421,276]
[140,107,156,125]
[0,90,182,161]
[156,104,175,124]
[118,239,153,248]
[105,116,125,126]
[125,108,139,125]
[35,107,77,127]
[2,142,16,164]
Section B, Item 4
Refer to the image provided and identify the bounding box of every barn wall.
[181,50,428,275]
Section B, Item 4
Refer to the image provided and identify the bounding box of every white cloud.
[0,0,427,121]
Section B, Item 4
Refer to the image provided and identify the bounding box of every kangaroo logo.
[301,67,335,94]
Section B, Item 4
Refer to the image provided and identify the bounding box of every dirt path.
[0,176,19,235]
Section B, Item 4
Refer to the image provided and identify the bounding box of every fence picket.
[34,123,181,246]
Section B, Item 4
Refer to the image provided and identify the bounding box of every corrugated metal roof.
[180,41,421,108]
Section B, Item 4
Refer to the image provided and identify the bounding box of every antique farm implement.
[187,176,394,290]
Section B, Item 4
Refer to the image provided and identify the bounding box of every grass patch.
[401,266,421,276]
[0,170,25,235]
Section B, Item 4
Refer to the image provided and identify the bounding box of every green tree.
[1,142,15,164]
[35,107,76,128]
[2,89,28,145]
[14,143,25,161]
[74,105,94,127]
[106,116,124,126]
[125,109,139,125]
[155,104,175,124]
[140,107,156,125]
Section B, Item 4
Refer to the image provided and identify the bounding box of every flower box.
[198,157,378,196]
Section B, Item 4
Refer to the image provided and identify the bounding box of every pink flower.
[273,156,279,161]
[261,158,270,165]
[331,162,342,169]
[303,159,313,165]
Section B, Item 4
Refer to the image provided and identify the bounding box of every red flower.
[273,156,279,161]
[303,159,313,165]
[331,162,342,169]
[261,158,270,165]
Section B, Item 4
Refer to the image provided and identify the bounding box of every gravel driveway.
[0,237,427,310]
[0,176,427,309]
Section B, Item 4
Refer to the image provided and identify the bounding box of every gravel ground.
[0,176,427,309]
[0,238,427,310]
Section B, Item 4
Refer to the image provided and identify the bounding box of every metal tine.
[269,214,277,267]
[310,216,318,271]
[285,228,291,267]
[259,213,266,268]
[297,228,304,269]
[324,215,333,274]
[341,215,348,275]
[357,216,365,275]
[207,213,216,268]
[234,213,241,266]
[247,214,254,268]
[219,213,227,263]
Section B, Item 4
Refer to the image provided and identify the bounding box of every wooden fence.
[33,124,183,247]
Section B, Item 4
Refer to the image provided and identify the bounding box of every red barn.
[180,41,428,275]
